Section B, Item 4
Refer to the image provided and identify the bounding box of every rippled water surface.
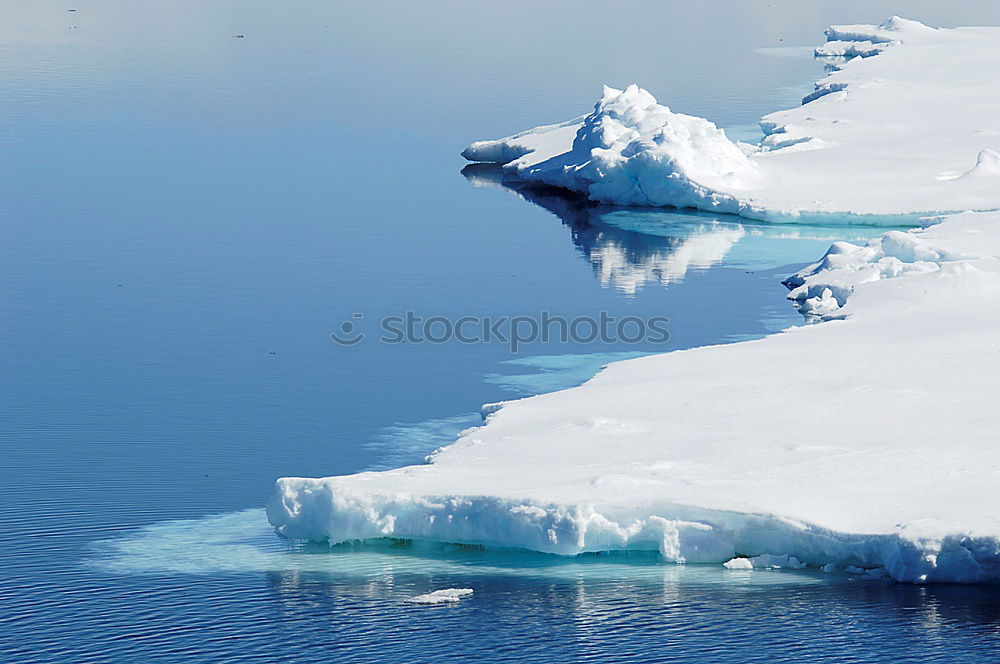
[4,1,1000,662]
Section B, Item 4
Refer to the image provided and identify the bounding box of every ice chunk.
[405,588,474,605]
[723,557,753,570]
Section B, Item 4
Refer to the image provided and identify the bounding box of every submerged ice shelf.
[268,19,1000,583]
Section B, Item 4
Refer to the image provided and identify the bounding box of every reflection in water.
[588,227,742,294]
[232,557,980,662]
[184,519,1000,664]
[91,507,1000,631]
[259,549,1000,662]
[257,563,1000,662]
[461,164,895,296]
[463,163,742,295]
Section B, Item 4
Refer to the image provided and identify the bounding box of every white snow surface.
[461,17,1000,221]
[268,19,1000,583]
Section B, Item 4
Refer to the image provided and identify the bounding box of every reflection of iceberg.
[587,227,743,294]
[464,163,739,294]
[463,164,895,295]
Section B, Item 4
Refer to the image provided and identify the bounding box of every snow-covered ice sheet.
[461,17,1000,221]
[268,19,1000,583]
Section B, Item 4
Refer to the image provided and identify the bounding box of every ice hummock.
[463,84,760,212]
[268,19,1000,583]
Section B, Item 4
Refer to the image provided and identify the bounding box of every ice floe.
[462,17,1000,221]
[268,20,1000,583]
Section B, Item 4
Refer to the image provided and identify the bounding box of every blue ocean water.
[3,2,1000,662]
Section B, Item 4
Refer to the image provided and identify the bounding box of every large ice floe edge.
[268,19,1000,584]
[461,16,1000,221]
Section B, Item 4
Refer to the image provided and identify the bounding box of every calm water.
[3,2,1000,662]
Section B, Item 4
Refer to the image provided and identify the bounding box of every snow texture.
[461,17,1000,222]
[268,19,1000,584]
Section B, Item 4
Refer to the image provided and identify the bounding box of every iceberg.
[461,17,1000,222]
[268,19,1000,583]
